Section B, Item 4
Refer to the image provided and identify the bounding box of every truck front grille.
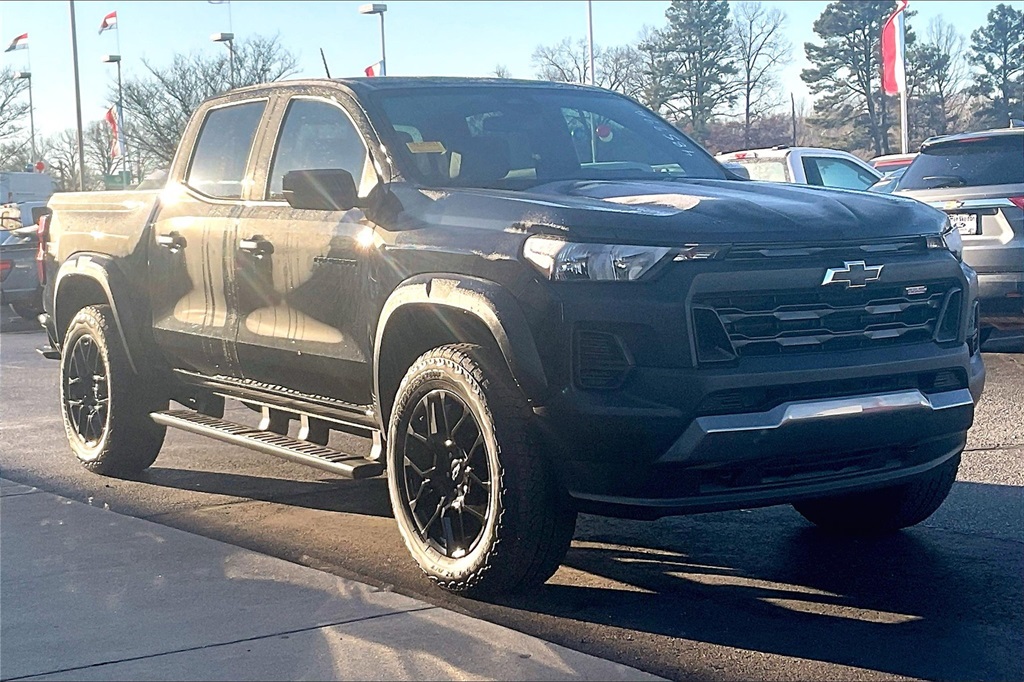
[694,280,960,358]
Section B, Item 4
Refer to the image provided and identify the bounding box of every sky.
[0,0,1011,138]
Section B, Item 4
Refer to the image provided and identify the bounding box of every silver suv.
[895,128,1024,336]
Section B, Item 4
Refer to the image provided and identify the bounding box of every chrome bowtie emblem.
[822,261,883,288]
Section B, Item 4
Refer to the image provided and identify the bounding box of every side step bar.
[151,409,384,480]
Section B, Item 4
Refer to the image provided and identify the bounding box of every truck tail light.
[1008,196,1024,210]
[1,259,12,282]
[36,212,51,285]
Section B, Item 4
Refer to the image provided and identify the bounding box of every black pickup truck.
[38,78,985,596]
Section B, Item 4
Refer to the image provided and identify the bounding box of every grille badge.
[822,261,883,288]
[905,285,929,296]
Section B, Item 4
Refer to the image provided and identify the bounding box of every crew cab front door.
[232,95,380,408]
[148,99,267,377]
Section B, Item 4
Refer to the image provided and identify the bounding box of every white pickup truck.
[716,146,882,191]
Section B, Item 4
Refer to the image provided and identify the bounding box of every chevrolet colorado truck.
[38,78,985,596]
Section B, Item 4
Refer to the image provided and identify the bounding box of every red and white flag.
[98,11,118,35]
[881,0,909,96]
[4,33,28,52]
[105,106,125,160]
[364,60,384,78]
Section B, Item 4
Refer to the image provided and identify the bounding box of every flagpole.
[899,8,908,154]
[25,47,36,163]
[69,0,86,191]
[586,0,595,86]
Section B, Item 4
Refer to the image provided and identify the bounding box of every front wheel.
[387,344,576,597]
[793,453,961,534]
[60,305,167,476]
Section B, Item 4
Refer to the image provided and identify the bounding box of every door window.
[802,156,878,190]
[186,101,265,199]
[267,99,369,200]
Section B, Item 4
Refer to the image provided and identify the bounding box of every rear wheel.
[60,305,167,476]
[387,344,576,597]
[793,453,961,534]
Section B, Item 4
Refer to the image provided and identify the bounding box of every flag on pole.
[98,11,118,34]
[881,0,909,96]
[105,106,126,160]
[364,60,384,77]
[4,33,28,52]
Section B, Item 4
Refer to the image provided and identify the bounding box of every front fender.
[373,274,549,412]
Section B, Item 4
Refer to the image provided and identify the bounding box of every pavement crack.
[1,606,438,681]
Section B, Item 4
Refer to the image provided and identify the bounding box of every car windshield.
[372,86,726,190]
[898,134,1024,190]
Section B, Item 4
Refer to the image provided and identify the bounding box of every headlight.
[523,236,675,281]
[927,219,963,261]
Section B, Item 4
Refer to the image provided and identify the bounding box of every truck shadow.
[491,480,1023,681]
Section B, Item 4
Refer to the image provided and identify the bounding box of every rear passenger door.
[148,99,266,377]
[232,95,380,407]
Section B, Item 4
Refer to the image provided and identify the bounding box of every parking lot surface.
[1,309,1021,681]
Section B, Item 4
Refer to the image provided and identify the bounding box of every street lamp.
[358,3,387,76]
[13,71,36,163]
[102,54,131,185]
[211,32,235,88]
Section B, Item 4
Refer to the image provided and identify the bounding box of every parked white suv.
[716,146,881,191]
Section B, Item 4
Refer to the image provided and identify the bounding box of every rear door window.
[802,157,878,190]
[898,135,1024,190]
[186,101,266,200]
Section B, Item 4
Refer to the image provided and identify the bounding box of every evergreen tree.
[801,1,906,156]
[968,3,1024,127]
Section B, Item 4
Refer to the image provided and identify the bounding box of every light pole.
[13,71,35,163]
[358,4,387,76]
[102,54,131,185]
[211,32,235,88]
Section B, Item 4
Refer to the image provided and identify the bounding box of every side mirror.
[282,169,360,211]
[722,162,750,180]
[31,206,51,225]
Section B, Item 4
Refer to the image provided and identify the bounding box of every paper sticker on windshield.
[407,141,446,154]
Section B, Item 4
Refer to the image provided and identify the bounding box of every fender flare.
[53,253,145,375]
[373,274,549,419]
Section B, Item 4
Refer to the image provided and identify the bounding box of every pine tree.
[968,3,1024,127]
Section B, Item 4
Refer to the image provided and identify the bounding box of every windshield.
[898,134,1024,190]
[372,87,726,190]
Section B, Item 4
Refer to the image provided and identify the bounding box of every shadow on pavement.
[489,480,1022,681]
[139,467,394,518]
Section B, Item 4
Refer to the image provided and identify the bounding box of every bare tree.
[491,64,512,79]
[731,2,790,148]
[40,130,86,192]
[532,38,595,84]
[85,120,119,182]
[0,66,31,170]
[117,34,299,165]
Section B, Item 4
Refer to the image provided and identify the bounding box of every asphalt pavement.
[1,306,1022,681]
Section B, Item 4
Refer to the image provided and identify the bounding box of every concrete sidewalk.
[0,478,657,681]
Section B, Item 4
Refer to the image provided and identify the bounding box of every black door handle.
[239,235,274,257]
[155,231,186,252]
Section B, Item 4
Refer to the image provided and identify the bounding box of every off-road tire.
[60,305,167,476]
[793,453,961,534]
[387,343,577,597]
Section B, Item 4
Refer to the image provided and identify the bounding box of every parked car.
[870,153,918,174]
[0,204,43,320]
[868,167,907,194]
[38,77,983,597]
[715,146,882,190]
[893,126,1023,334]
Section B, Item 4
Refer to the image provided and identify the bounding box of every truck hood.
[405,178,948,246]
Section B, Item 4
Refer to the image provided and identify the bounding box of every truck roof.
[223,76,610,98]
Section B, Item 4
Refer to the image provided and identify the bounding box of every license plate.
[948,212,979,235]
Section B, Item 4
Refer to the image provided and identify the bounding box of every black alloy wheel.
[64,334,110,447]
[400,388,492,560]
